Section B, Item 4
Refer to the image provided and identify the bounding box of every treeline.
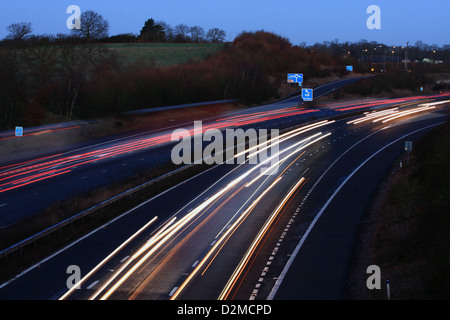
[304,39,450,65]
[302,39,450,97]
[0,18,226,48]
[134,18,227,43]
[97,18,227,44]
[0,42,119,129]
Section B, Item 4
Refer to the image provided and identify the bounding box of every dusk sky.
[1,0,449,46]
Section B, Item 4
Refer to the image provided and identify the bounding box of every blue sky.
[1,0,449,46]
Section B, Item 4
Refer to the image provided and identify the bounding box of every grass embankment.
[348,120,450,299]
[106,42,226,67]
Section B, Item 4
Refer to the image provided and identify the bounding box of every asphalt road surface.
[1,91,449,300]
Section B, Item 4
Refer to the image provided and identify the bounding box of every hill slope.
[106,42,226,67]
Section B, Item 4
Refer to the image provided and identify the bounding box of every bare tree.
[57,45,118,120]
[206,28,226,43]
[174,24,191,42]
[6,22,33,41]
[58,45,88,120]
[23,45,58,88]
[189,26,205,43]
[73,10,109,42]
[156,20,174,42]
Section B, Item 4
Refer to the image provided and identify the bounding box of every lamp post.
[362,49,368,65]
[405,41,409,71]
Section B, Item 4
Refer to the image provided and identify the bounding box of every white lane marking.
[268,121,445,300]
[169,287,178,297]
[87,280,99,290]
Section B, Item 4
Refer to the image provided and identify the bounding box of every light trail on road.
[347,99,450,126]
[0,107,318,195]
[218,177,306,300]
[2,93,449,196]
[59,216,159,300]
[58,120,334,300]
[169,176,284,300]
[3,89,450,301]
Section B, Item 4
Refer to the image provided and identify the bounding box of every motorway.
[0,77,368,227]
[0,87,449,300]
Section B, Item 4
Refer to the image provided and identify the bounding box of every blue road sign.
[287,73,303,84]
[346,65,354,72]
[15,126,23,137]
[302,88,313,101]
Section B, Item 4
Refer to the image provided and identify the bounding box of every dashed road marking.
[87,280,99,290]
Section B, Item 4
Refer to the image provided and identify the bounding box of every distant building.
[422,58,443,64]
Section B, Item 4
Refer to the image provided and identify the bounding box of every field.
[105,42,227,67]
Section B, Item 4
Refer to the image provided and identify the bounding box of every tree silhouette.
[189,26,205,43]
[139,19,166,42]
[174,24,191,42]
[73,10,109,42]
[206,28,226,43]
[6,22,33,41]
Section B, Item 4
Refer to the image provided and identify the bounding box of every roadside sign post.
[15,126,23,153]
[405,141,413,165]
[287,73,305,105]
[302,88,313,102]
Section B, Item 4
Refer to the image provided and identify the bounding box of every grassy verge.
[0,100,244,161]
[105,43,226,67]
[347,119,450,300]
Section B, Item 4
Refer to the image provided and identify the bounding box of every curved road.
[0,94,448,301]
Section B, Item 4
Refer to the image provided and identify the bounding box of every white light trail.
[89,216,177,300]
[90,126,333,299]
[219,177,306,300]
[59,216,158,300]
[418,100,450,107]
[170,176,283,300]
[378,106,436,123]
[234,120,333,160]
[347,108,399,124]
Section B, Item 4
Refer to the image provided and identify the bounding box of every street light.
[405,41,409,71]
[361,49,368,64]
